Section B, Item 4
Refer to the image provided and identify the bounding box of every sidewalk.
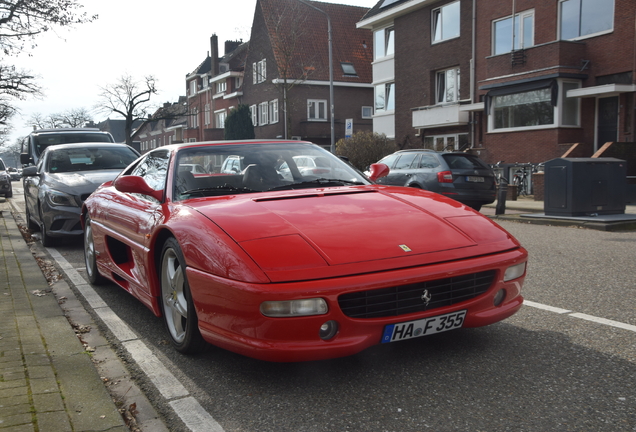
[0,205,128,431]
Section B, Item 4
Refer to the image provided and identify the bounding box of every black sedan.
[23,142,139,246]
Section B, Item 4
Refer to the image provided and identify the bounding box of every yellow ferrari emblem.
[399,244,412,252]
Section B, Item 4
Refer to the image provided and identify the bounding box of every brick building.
[358,0,636,164]
[244,0,374,149]
[132,98,188,153]
[184,36,249,142]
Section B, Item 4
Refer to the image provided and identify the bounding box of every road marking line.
[46,245,226,431]
[523,300,571,314]
[569,313,636,333]
[170,397,225,432]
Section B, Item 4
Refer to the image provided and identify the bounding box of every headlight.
[260,298,328,317]
[504,262,526,282]
[0,174,9,181]
[46,189,80,207]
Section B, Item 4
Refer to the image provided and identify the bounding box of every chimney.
[225,40,242,55]
[210,34,219,76]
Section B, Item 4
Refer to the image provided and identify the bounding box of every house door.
[597,96,619,148]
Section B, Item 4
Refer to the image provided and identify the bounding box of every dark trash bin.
[544,158,626,216]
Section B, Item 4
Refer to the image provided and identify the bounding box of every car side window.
[378,153,399,168]
[418,154,440,169]
[130,150,170,191]
[394,153,418,170]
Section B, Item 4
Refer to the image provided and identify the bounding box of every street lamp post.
[297,0,334,152]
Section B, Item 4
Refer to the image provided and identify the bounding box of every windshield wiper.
[268,178,365,191]
[182,184,258,196]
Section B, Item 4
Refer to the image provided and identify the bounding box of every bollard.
[495,180,508,215]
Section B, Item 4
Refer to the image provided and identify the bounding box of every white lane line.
[569,313,636,333]
[47,247,225,431]
[524,301,636,333]
[523,300,571,314]
[170,397,225,432]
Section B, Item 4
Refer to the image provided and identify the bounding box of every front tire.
[84,214,105,285]
[160,238,206,354]
[25,202,39,231]
[39,207,55,247]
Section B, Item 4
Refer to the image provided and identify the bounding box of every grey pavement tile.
[0,393,29,408]
[32,392,65,413]
[0,402,33,419]
[36,410,72,432]
[25,365,55,380]
[28,377,59,395]
[0,384,28,398]
[22,354,50,368]
[0,352,23,364]
[0,377,27,390]
[0,412,33,428]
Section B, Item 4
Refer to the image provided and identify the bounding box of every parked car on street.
[81,140,527,362]
[22,142,139,246]
[0,158,13,198]
[20,127,115,166]
[7,167,21,181]
[374,149,497,211]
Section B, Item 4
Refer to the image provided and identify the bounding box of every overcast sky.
[8,0,372,143]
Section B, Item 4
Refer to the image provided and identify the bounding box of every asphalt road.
[9,184,636,432]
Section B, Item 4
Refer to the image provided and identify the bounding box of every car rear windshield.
[48,147,138,173]
[442,154,489,170]
[35,133,113,157]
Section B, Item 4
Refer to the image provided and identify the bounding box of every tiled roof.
[360,0,412,21]
[259,0,373,83]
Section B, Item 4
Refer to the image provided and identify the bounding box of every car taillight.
[437,170,453,183]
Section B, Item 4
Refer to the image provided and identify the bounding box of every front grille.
[338,270,496,319]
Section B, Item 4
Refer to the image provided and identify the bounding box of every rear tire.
[159,238,206,354]
[84,214,105,285]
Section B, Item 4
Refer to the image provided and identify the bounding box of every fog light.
[319,320,339,340]
[260,298,328,317]
[493,289,506,306]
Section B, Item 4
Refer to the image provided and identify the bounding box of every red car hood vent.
[194,190,477,266]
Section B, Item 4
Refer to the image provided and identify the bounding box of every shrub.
[335,131,397,171]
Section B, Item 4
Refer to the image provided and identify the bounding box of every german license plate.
[381,310,466,343]
[466,176,484,182]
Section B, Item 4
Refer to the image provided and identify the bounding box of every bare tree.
[0,0,96,126]
[27,107,92,129]
[96,75,157,145]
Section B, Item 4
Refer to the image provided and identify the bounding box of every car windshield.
[174,142,369,199]
[47,147,138,173]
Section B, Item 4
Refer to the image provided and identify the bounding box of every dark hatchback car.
[22,142,139,246]
[374,150,496,211]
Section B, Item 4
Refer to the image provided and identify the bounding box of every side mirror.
[367,163,390,182]
[21,166,39,177]
[114,175,164,202]
[20,153,32,165]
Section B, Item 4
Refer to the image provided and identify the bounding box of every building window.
[259,101,268,125]
[215,111,227,129]
[362,106,373,118]
[250,104,258,126]
[189,80,197,96]
[341,62,357,76]
[235,77,243,89]
[375,83,395,112]
[190,107,199,128]
[493,88,553,129]
[307,99,327,121]
[253,59,267,83]
[374,26,394,59]
[269,99,279,124]
[204,104,211,126]
[432,1,460,43]
[216,81,227,93]
[561,81,581,126]
[493,10,534,55]
[436,68,460,104]
[560,0,614,40]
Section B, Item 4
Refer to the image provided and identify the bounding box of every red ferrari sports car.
[82,140,527,362]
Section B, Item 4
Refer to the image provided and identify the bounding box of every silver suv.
[375,149,496,211]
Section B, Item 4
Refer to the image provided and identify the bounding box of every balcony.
[412,104,469,129]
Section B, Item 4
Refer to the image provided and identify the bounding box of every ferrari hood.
[189,188,516,274]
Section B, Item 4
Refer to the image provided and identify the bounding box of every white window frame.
[307,99,327,121]
[432,1,460,44]
[374,26,394,60]
[362,106,373,119]
[259,101,268,125]
[190,107,199,129]
[558,0,615,41]
[216,81,227,93]
[204,103,211,126]
[189,79,197,96]
[488,79,581,132]
[253,59,267,83]
[436,68,460,104]
[492,9,535,55]
[215,110,227,129]
[375,83,395,112]
[250,104,258,126]
[269,99,279,124]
